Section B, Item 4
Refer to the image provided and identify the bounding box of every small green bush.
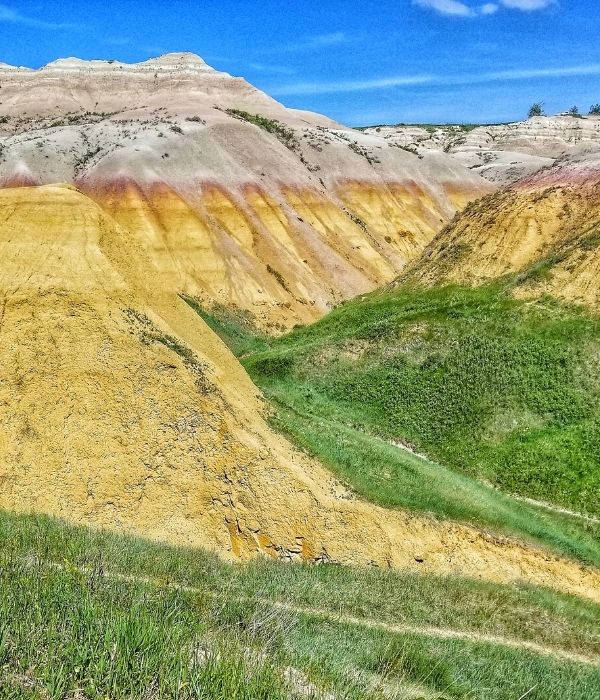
[527,103,544,118]
[225,109,299,152]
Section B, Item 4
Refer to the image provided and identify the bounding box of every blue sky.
[1,1,599,125]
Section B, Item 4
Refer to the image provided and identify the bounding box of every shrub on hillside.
[527,102,545,118]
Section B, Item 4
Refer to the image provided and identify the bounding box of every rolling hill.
[1,52,599,700]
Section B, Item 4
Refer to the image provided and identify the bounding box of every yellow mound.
[403,170,600,312]
[1,185,599,600]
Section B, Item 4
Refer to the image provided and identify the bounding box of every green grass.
[225,109,299,153]
[187,283,600,566]
[259,398,600,565]
[1,510,599,699]
[181,295,269,357]
[243,284,600,517]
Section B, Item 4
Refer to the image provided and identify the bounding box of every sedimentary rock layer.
[366,115,600,184]
[0,184,598,601]
[401,153,600,310]
[0,54,492,328]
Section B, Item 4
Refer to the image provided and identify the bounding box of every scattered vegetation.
[527,103,545,118]
[568,106,582,118]
[1,510,599,699]
[354,123,484,133]
[225,109,299,153]
[124,308,213,394]
[347,140,381,165]
[389,142,420,157]
[589,104,600,115]
[73,145,102,174]
[266,264,292,293]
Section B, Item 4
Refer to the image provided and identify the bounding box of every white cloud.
[249,62,296,76]
[415,0,556,15]
[413,0,475,16]
[271,74,433,96]
[500,0,556,9]
[475,64,600,81]
[0,3,78,29]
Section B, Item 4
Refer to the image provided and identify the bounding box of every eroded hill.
[0,53,491,329]
[402,152,600,309]
[365,115,600,184]
[1,184,599,600]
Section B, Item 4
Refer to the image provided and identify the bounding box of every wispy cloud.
[272,74,433,96]
[413,0,556,16]
[0,3,79,29]
[500,0,556,9]
[271,63,600,96]
[480,4,499,14]
[473,64,600,82]
[248,62,296,76]
[413,0,476,16]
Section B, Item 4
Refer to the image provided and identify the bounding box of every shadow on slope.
[1,510,599,700]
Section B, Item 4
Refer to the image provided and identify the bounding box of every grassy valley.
[189,283,600,566]
[5,283,600,698]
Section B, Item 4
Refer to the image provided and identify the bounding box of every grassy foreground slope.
[188,284,600,566]
[1,511,599,699]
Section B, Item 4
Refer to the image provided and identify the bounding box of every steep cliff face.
[401,154,600,307]
[0,183,598,599]
[0,54,492,329]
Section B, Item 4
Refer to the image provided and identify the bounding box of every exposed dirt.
[401,153,600,311]
[1,184,599,602]
[0,54,492,328]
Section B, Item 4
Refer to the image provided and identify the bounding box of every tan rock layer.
[79,178,485,329]
[0,185,599,602]
[0,53,493,327]
[403,156,600,308]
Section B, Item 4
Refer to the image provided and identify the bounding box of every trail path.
[389,439,600,523]
[38,558,600,668]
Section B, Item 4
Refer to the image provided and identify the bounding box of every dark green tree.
[527,102,544,118]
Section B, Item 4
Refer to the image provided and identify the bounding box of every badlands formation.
[4,184,599,598]
[365,114,600,184]
[0,53,490,329]
[402,151,600,310]
[1,53,600,598]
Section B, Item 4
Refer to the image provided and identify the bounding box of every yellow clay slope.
[403,164,600,310]
[1,185,599,601]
